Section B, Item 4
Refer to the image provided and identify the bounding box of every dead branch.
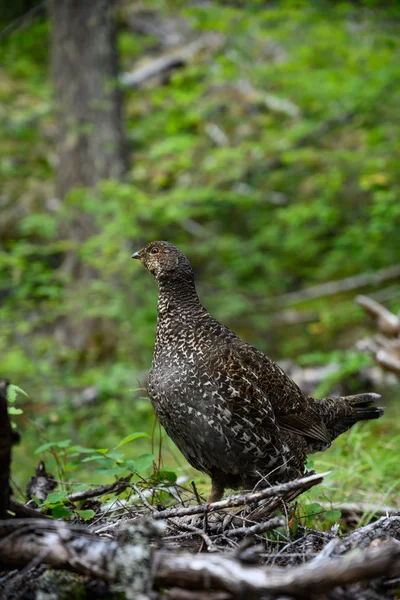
[8,499,50,519]
[356,294,400,336]
[120,33,223,87]
[67,475,132,503]
[357,333,400,377]
[222,516,284,539]
[149,472,328,521]
[279,264,400,305]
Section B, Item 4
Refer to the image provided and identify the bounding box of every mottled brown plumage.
[132,241,384,501]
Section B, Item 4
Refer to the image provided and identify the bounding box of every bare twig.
[167,518,216,552]
[132,484,158,513]
[67,476,132,503]
[0,2,46,40]
[150,472,328,521]
[224,516,284,539]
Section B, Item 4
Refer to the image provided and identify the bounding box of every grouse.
[132,241,384,502]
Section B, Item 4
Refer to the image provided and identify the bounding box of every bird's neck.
[154,276,205,350]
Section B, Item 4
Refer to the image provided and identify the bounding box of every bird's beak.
[131,251,142,260]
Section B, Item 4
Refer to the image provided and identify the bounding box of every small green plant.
[31,429,181,519]
[293,502,342,533]
[6,384,27,428]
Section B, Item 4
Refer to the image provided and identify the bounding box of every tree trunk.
[49,0,128,198]
[48,0,128,359]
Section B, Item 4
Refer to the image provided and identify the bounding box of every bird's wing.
[230,342,331,445]
[276,413,331,444]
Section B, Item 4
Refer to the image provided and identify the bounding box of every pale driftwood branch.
[374,348,400,376]
[356,294,400,336]
[149,472,328,521]
[279,264,400,305]
[120,33,223,87]
[357,335,400,377]
[155,542,400,598]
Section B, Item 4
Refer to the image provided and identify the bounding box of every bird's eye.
[150,247,159,254]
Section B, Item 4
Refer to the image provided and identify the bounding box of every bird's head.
[132,241,193,282]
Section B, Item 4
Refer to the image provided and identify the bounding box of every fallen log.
[120,33,223,88]
[155,541,400,597]
[1,516,399,599]
[0,518,164,600]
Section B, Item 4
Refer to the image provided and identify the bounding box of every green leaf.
[7,384,28,403]
[51,504,73,519]
[57,439,72,449]
[154,469,178,483]
[104,452,124,460]
[98,465,127,476]
[114,432,149,448]
[45,492,69,505]
[75,509,95,521]
[68,446,98,454]
[8,407,23,415]
[82,454,110,463]
[35,440,72,454]
[324,509,342,523]
[131,453,155,473]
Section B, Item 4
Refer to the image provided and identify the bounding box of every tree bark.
[0,380,12,518]
[49,0,127,199]
[48,0,128,357]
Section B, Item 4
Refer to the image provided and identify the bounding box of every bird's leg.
[208,478,225,503]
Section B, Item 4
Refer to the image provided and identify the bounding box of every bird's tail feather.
[325,392,384,440]
[344,392,384,419]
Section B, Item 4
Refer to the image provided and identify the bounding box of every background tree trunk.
[49,0,128,199]
[48,0,128,359]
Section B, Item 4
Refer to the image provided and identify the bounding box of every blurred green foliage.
[1,0,400,502]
